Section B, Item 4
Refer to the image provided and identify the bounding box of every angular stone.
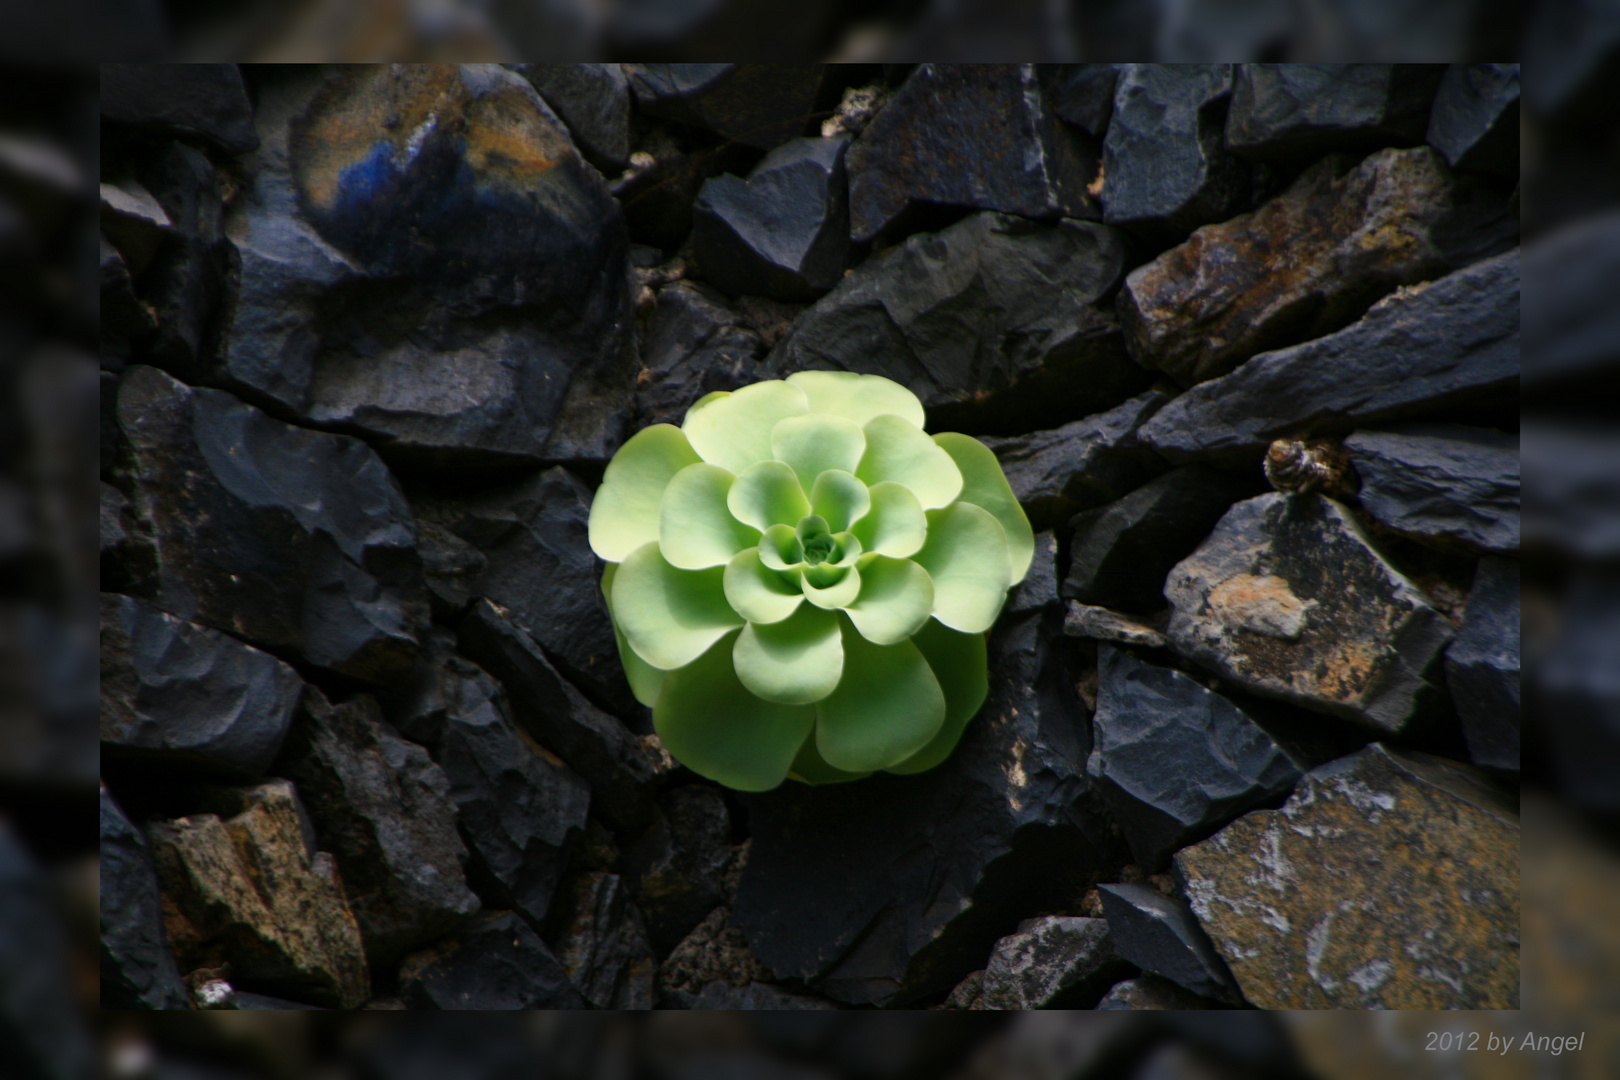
[100,785,189,1010]
[551,871,657,1009]
[133,141,231,376]
[1063,603,1168,649]
[1446,557,1520,772]
[1041,64,1119,139]
[519,63,631,172]
[115,366,425,684]
[148,779,370,1009]
[633,281,760,430]
[623,786,734,958]
[980,916,1129,1010]
[656,906,772,1009]
[1523,211,1620,395]
[100,593,302,779]
[99,177,171,274]
[399,910,584,1009]
[100,236,157,342]
[1097,883,1244,1005]
[981,391,1168,532]
[1006,532,1061,617]
[693,136,850,302]
[1140,249,1521,469]
[628,64,827,150]
[1064,466,1262,612]
[847,64,1098,244]
[416,521,486,622]
[1095,974,1217,1010]
[1427,64,1520,176]
[691,981,838,1010]
[1345,424,1520,554]
[387,632,495,750]
[100,63,259,156]
[1119,147,1518,387]
[766,212,1147,436]
[1174,743,1520,1008]
[1165,494,1454,735]
[1101,64,1247,241]
[1226,64,1445,161]
[276,687,479,966]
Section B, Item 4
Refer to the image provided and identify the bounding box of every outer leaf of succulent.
[589,371,1033,791]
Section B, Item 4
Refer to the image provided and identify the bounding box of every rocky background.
[97,62,1523,1013]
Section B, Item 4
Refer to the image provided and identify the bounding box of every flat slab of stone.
[1063,602,1167,649]
[1345,423,1520,554]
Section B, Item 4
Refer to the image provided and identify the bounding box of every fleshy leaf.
[934,431,1035,584]
[788,727,872,785]
[602,562,665,707]
[815,616,946,772]
[885,618,989,774]
[771,413,866,493]
[785,370,927,430]
[611,542,744,670]
[727,460,810,532]
[827,531,863,567]
[809,470,871,533]
[659,463,761,570]
[588,425,702,562]
[843,556,934,645]
[912,502,1013,633]
[654,632,815,792]
[802,563,861,609]
[856,414,963,510]
[759,524,804,571]
[683,380,810,475]
[723,549,804,625]
[733,604,843,704]
[850,482,926,558]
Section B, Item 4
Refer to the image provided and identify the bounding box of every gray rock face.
[100,63,259,155]
[1041,64,1119,139]
[551,871,657,1009]
[628,64,827,150]
[100,593,302,778]
[980,916,1129,1009]
[623,787,734,958]
[1446,557,1520,772]
[693,136,850,302]
[1345,423,1520,554]
[135,141,231,376]
[1095,974,1216,1010]
[1006,532,1061,617]
[1226,64,1445,161]
[1102,64,1248,240]
[765,211,1147,436]
[1140,248,1521,468]
[1427,64,1520,176]
[519,63,631,172]
[1097,883,1244,1005]
[847,64,1098,244]
[115,366,426,685]
[100,786,190,1010]
[99,177,171,274]
[1063,603,1168,649]
[399,910,584,1009]
[633,282,761,430]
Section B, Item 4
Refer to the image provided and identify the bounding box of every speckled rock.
[1427,64,1520,176]
[656,906,772,1009]
[1226,64,1444,161]
[1063,603,1167,649]
[623,786,734,958]
[1097,883,1245,1005]
[1174,743,1520,1009]
[1446,557,1520,772]
[1344,424,1520,554]
[980,916,1129,1010]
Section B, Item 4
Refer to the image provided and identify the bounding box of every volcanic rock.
[1097,883,1244,1005]
[980,916,1130,1010]
[627,64,826,150]
[1095,974,1217,1010]
[1225,64,1444,161]
[633,281,761,430]
[623,786,734,958]
[399,910,584,1010]
[416,521,486,622]
[100,63,259,156]
[100,785,190,1010]
[99,177,171,273]
[133,141,230,376]
[550,871,657,1009]
[1345,423,1520,554]
[1427,64,1521,176]
[656,906,772,1009]
[519,63,631,173]
[100,236,157,342]
[1446,557,1520,772]
[1063,603,1168,649]
[1041,64,1119,139]
[1006,532,1061,617]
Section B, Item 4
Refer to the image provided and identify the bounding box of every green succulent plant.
[588,371,1033,791]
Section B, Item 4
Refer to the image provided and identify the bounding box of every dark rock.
[1523,210,1620,397]
[634,281,761,429]
[1165,494,1454,736]
[436,667,591,926]
[1447,557,1520,772]
[276,687,479,966]
[1225,64,1445,161]
[1535,570,1620,813]
[656,906,771,1009]
[691,981,838,1010]
[1345,424,1520,554]
[1119,147,1518,388]
[0,602,101,795]
[1041,64,1119,139]
[1095,974,1217,1010]
[519,63,632,172]
[1006,532,1061,617]
[99,480,144,591]
[115,366,425,684]
[457,600,659,828]
[1521,420,1620,561]
[1097,883,1244,1005]
[980,916,1129,1009]
[99,785,190,1010]
[1175,743,1520,1008]
[693,136,849,302]
[627,64,826,150]
[982,391,1169,532]
[1064,466,1262,613]
[231,991,325,1010]
[941,969,984,1010]
[386,632,495,750]
[611,137,759,254]
[847,64,1098,244]
[1139,249,1521,469]
[133,141,231,377]
[1427,64,1520,176]
[732,606,1116,1007]
[765,211,1147,436]
[551,871,656,1009]
[100,64,259,156]
[99,177,171,274]
[399,910,585,1009]
[99,593,302,780]
[100,236,157,341]
[623,786,734,958]
[416,521,486,621]
[1064,603,1168,649]
[1101,64,1247,242]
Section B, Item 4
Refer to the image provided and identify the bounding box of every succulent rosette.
[588,371,1033,791]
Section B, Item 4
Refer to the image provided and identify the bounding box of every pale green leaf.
[814,616,946,772]
[843,556,934,645]
[856,414,963,510]
[611,541,744,670]
[787,727,872,785]
[659,463,761,570]
[771,413,866,492]
[850,481,926,558]
[885,618,989,774]
[809,470,871,533]
[934,431,1035,584]
[733,604,843,704]
[802,563,862,609]
[683,381,810,475]
[601,561,665,707]
[727,460,810,532]
[759,524,804,571]
[588,425,702,562]
[723,549,804,625]
[785,370,927,429]
[912,502,1013,633]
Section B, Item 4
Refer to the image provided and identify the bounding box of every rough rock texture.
[399,910,584,1010]
[1041,64,1119,139]
[100,177,172,274]
[765,211,1147,436]
[550,871,657,1009]
[1097,883,1244,1005]
[1344,424,1520,554]
[981,391,1168,531]
[115,365,426,684]
[689,981,838,1010]
[627,64,826,150]
[656,906,772,1009]
[1445,557,1521,772]
[100,785,190,1010]
[1006,532,1061,617]
[100,63,259,155]
[134,141,231,376]
[1140,249,1521,467]
[100,235,157,343]
[148,779,370,1009]
[1165,494,1455,736]
[847,64,1098,244]
[1119,147,1518,387]
[980,916,1129,1010]
[1174,743,1520,1008]
[1064,603,1168,649]
[100,592,302,778]
[633,281,760,430]
[1226,64,1445,161]
[276,687,479,966]
[1427,64,1520,176]
[1064,466,1263,612]
[693,136,850,302]
[1095,974,1218,1010]
[1102,64,1247,241]
[623,786,734,958]
[519,63,631,173]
